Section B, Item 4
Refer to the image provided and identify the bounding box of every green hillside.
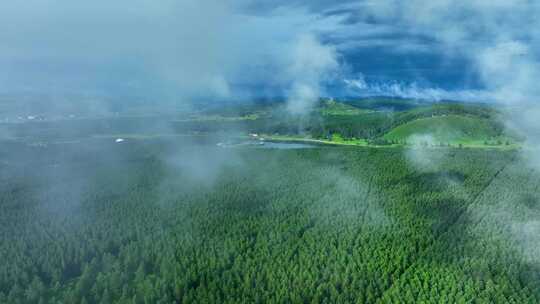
[383,114,509,145]
[318,99,372,116]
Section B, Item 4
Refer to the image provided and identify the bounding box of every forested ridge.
[0,138,538,303]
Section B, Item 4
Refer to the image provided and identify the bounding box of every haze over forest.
[1,1,540,303]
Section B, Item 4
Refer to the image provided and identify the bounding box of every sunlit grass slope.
[383,115,508,144]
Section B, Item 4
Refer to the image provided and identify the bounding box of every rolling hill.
[383,114,508,145]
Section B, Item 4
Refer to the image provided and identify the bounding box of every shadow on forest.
[400,170,466,194]
[399,169,478,257]
[519,193,540,210]
[390,169,471,234]
[402,173,540,300]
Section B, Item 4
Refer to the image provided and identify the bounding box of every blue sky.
[1,0,539,105]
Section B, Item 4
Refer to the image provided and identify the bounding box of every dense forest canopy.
[2,0,540,302]
[1,116,539,303]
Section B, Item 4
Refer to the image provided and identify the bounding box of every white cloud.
[286,34,340,114]
[0,0,346,105]
[344,76,494,102]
